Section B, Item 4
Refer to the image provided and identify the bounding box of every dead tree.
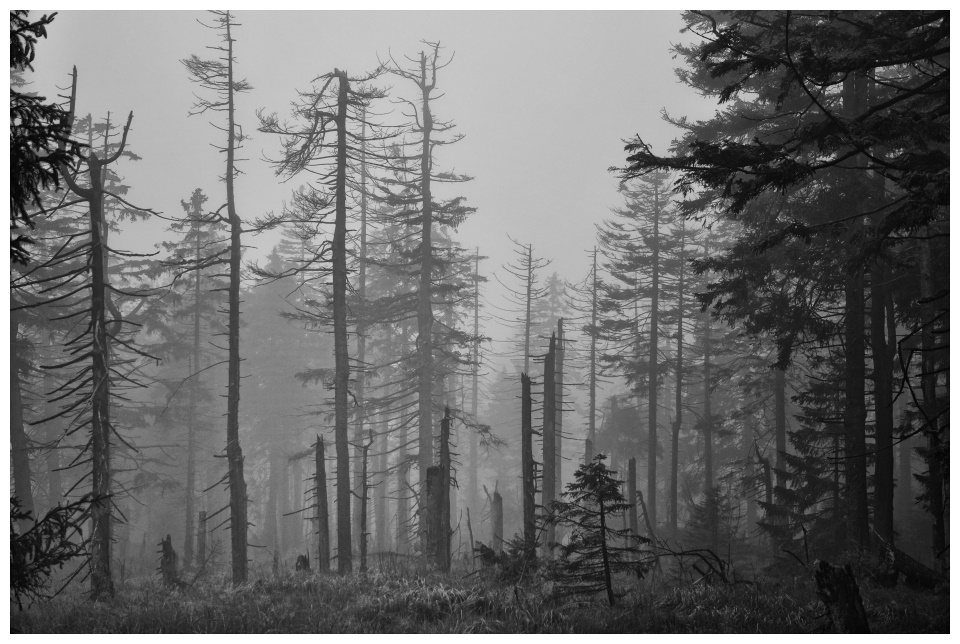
[158,534,180,588]
[521,373,537,554]
[197,511,207,565]
[542,333,557,556]
[438,407,452,571]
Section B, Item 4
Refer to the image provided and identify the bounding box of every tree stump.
[159,534,179,588]
[814,560,870,633]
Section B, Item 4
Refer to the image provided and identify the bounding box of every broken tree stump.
[814,560,870,633]
[158,534,180,588]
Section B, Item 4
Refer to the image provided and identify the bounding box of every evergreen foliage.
[548,455,650,606]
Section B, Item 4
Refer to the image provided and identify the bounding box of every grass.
[10,565,949,633]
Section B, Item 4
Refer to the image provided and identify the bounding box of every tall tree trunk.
[352,109,369,553]
[841,73,870,552]
[359,431,371,573]
[542,333,557,557]
[183,207,202,567]
[438,408,452,571]
[332,70,352,574]
[647,183,661,530]
[588,248,598,447]
[523,244,533,375]
[919,232,946,570]
[266,448,280,550]
[397,416,410,554]
[223,18,248,585]
[556,319,564,498]
[416,52,437,502]
[521,373,536,552]
[470,250,480,518]
[844,271,869,550]
[316,436,330,573]
[670,228,684,540]
[774,368,787,488]
[375,419,388,553]
[702,308,715,545]
[871,263,895,544]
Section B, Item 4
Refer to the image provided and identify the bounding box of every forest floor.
[10,561,949,633]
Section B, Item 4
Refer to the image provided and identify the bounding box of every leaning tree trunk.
[332,69,352,574]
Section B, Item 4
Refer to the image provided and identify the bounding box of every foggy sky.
[25,9,716,357]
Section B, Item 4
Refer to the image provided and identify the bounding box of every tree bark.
[870,262,895,544]
[588,248,599,447]
[183,203,202,567]
[416,51,437,504]
[556,319,565,496]
[670,226,684,540]
[542,333,557,556]
[492,489,504,552]
[470,250,480,519]
[628,457,639,536]
[647,181,661,530]
[521,373,536,552]
[438,408,452,571]
[316,435,330,573]
[224,17,248,585]
[332,69,352,574]
[352,110,369,553]
[919,232,946,571]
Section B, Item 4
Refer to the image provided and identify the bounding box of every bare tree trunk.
[266,449,280,551]
[332,69,352,575]
[670,227,684,540]
[183,205,202,567]
[628,457,639,536]
[223,18,248,585]
[359,431,371,573]
[415,52,437,503]
[919,233,946,570]
[375,420,388,553]
[438,408,452,571]
[702,308,715,547]
[397,419,410,554]
[352,110,369,554]
[556,319,564,498]
[647,183,661,530]
[197,511,207,565]
[470,250,481,519]
[492,488,503,552]
[521,373,536,553]
[844,271,869,550]
[871,262,895,544]
[542,333,557,556]
[588,248,598,447]
[316,436,330,573]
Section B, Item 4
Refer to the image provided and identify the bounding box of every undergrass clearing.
[10,567,949,633]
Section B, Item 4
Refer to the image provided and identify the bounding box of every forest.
[10,9,949,634]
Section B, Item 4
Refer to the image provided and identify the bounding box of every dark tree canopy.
[9,10,84,265]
